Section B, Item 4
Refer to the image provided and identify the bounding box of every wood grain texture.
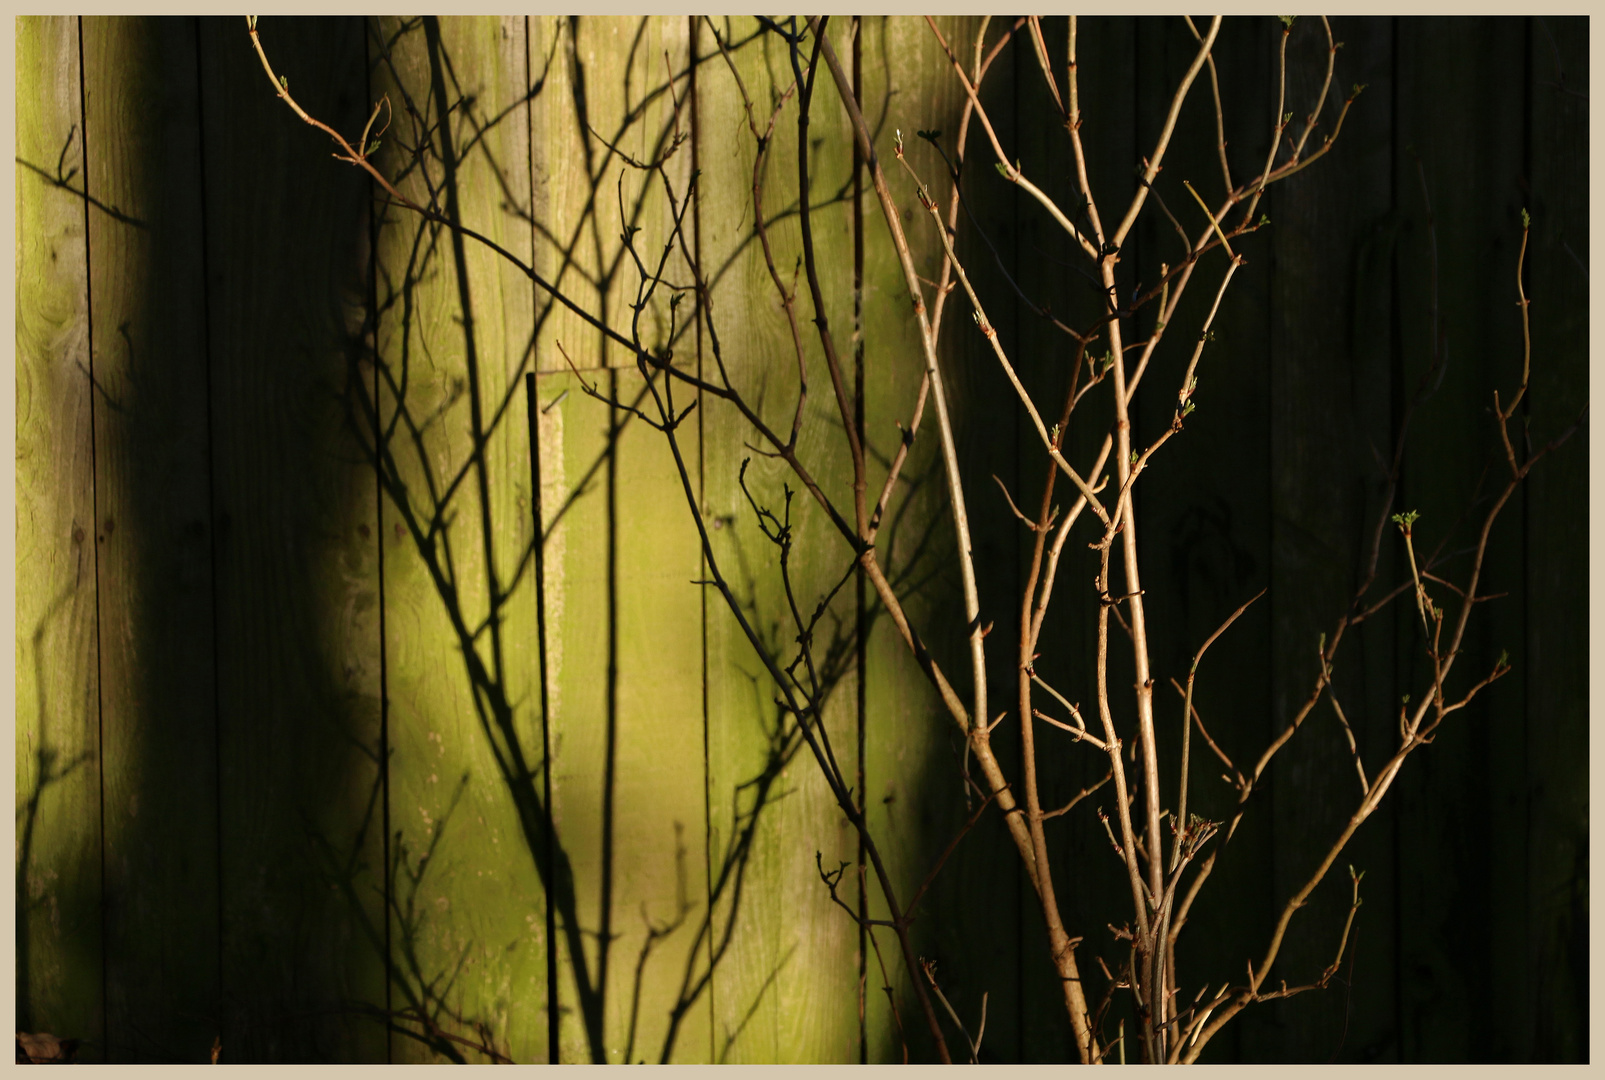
[196,15,386,1062]
[520,16,712,1063]
[369,15,549,1065]
[15,15,104,1058]
[851,15,984,1065]
[78,16,219,1059]
[696,16,860,1062]
[79,18,220,1063]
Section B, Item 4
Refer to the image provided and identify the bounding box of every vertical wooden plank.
[852,16,993,1065]
[15,14,103,1058]
[924,14,1114,1062]
[80,16,219,1063]
[1319,17,1404,1064]
[1259,15,1399,1063]
[1520,13,1588,1062]
[537,16,711,1064]
[581,25,712,1061]
[695,15,870,1062]
[1123,16,1279,1063]
[368,15,549,1064]
[687,16,989,1062]
[695,16,811,1061]
[946,16,1025,1061]
[197,15,387,1061]
[1391,16,1526,1063]
[996,17,1152,1063]
[528,17,608,1062]
[877,12,1025,1065]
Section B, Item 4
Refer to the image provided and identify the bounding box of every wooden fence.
[15,15,1586,1063]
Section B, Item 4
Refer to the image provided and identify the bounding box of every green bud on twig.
[1278,15,1297,29]
[1521,208,1531,229]
[278,74,288,92]
[1390,509,1420,530]
[365,139,381,156]
[247,15,258,31]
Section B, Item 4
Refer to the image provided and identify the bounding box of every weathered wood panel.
[697,15,862,1062]
[525,16,711,1064]
[195,15,387,1062]
[80,16,219,1063]
[368,15,549,1064]
[15,15,103,1058]
[882,13,1062,1064]
[946,19,1027,1062]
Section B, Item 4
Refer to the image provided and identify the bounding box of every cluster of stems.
[251,14,1582,1063]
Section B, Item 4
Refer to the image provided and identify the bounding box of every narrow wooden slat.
[1260,15,1398,1063]
[944,13,1032,1061]
[15,15,103,1058]
[79,16,218,1063]
[852,16,995,1065]
[196,15,387,1061]
[525,16,711,1063]
[368,15,549,1064]
[525,31,614,1058]
[1391,16,1526,1063]
[1124,16,1279,1064]
[696,16,861,1061]
[1519,13,1588,1062]
[1316,17,1404,1063]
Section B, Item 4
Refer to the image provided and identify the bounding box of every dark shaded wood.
[1519,14,1588,1063]
[1128,14,1281,1066]
[1391,17,1527,1064]
[1259,15,1398,1065]
[195,15,388,1062]
[81,16,219,1063]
